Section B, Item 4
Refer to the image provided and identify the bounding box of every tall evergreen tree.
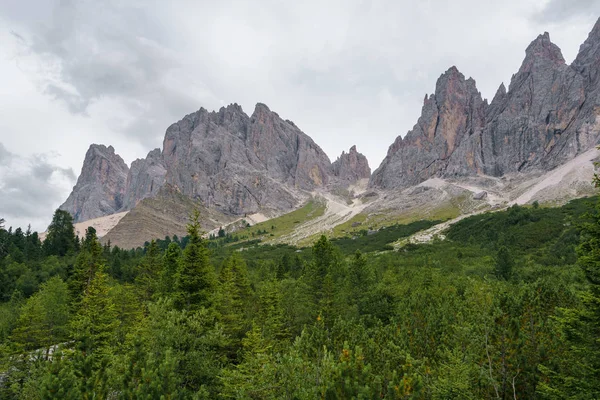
[160,241,181,296]
[347,250,374,315]
[219,254,253,349]
[43,209,77,257]
[70,270,118,398]
[68,227,104,305]
[136,240,162,299]
[174,209,216,311]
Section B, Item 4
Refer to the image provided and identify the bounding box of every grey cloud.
[10,0,216,148]
[0,143,13,166]
[0,145,76,230]
[533,0,600,23]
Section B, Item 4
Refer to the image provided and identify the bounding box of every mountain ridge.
[58,17,600,247]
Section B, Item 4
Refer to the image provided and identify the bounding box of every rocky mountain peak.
[123,102,334,216]
[573,17,600,86]
[370,19,600,190]
[332,145,371,183]
[370,65,487,189]
[493,82,507,99]
[60,144,129,222]
[519,32,565,73]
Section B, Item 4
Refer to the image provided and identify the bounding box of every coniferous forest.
[1,196,600,399]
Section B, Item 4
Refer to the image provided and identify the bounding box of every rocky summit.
[60,18,600,245]
[371,18,600,189]
[332,145,371,183]
[60,145,129,222]
[61,103,371,222]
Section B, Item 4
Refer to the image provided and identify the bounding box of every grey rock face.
[60,145,129,222]
[331,145,371,182]
[371,66,487,189]
[480,32,586,175]
[62,103,338,221]
[160,103,332,215]
[371,18,600,190]
[122,148,167,210]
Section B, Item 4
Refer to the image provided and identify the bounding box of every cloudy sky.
[0,0,599,231]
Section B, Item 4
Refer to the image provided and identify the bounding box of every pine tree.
[43,209,77,257]
[39,349,81,399]
[219,254,253,349]
[347,250,374,314]
[136,240,162,299]
[70,271,118,398]
[257,280,289,346]
[160,242,181,296]
[174,209,216,311]
[68,227,104,305]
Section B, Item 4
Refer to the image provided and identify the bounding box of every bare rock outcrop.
[331,145,371,183]
[371,18,600,190]
[60,145,129,222]
[122,148,167,210]
[159,103,332,215]
[370,67,487,189]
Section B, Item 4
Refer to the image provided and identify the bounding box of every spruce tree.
[70,270,118,398]
[136,240,162,299]
[174,209,216,311]
[160,241,181,296]
[68,227,104,305]
[219,254,253,348]
[43,209,77,257]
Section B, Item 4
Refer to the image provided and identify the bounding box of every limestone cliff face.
[122,148,167,210]
[158,103,332,215]
[331,145,371,182]
[371,18,600,189]
[60,145,129,222]
[371,67,487,189]
[479,32,587,175]
[61,103,345,221]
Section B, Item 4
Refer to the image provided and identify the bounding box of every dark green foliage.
[331,219,439,253]
[494,246,513,280]
[160,241,181,296]
[173,210,216,311]
[43,209,77,257]
[3,196,600,398]
[135,240,162,299]
[67,227,104,305]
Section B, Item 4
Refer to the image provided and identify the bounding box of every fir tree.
[70,271,118,398]
[219,254,253,349]
[43,209,77,257]
[174,209,216,311]
[68,227,104,305]
[136,240,162,299]
[160,241,181,296]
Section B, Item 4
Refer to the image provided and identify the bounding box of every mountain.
[61,103,371,226]
[58,19,600,248]
[332,145,371,183]
[369,66,486,189]
[59,145,129,222]
[371,18,600,189]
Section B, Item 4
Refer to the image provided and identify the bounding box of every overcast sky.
[0,0,599,232]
